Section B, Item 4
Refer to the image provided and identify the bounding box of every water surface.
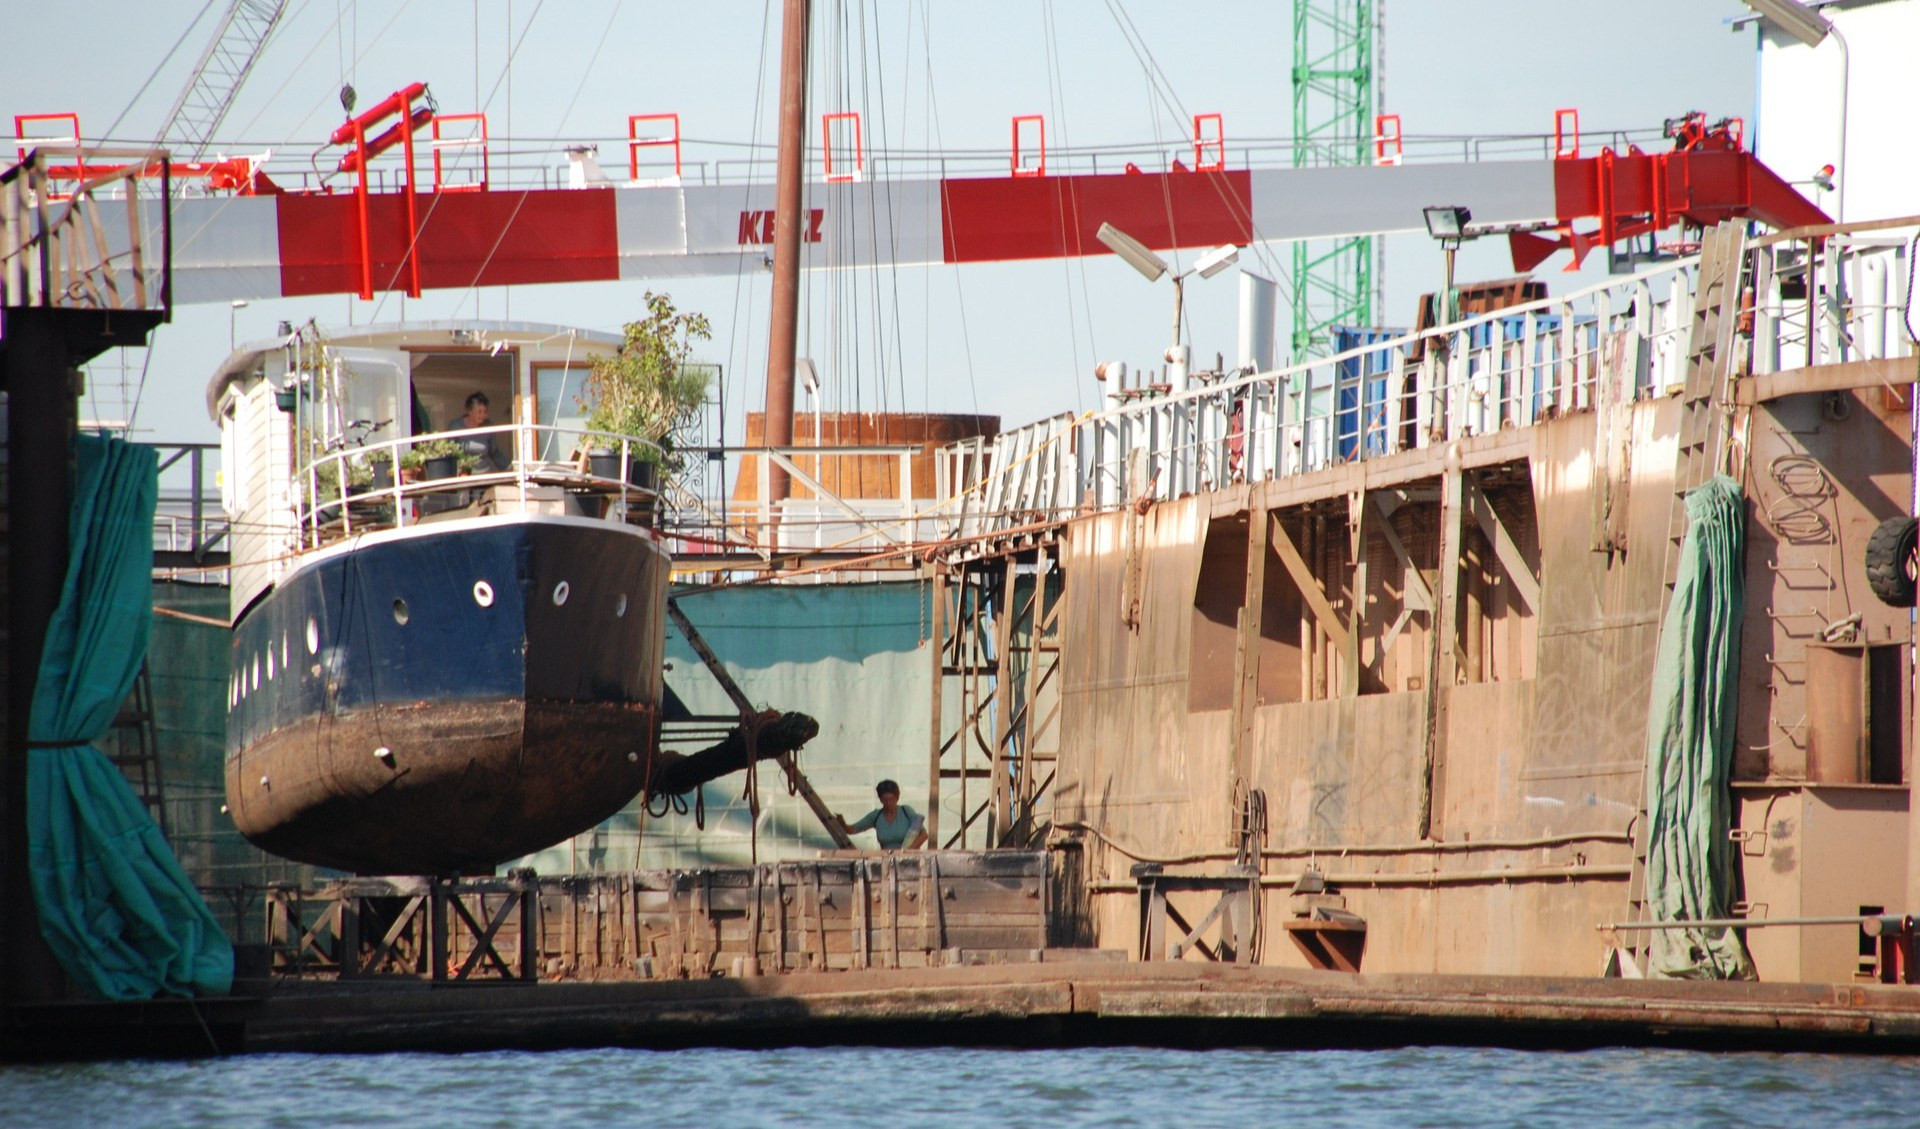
[3,1044,1915,1128]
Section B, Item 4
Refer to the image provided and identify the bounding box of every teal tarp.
[27,434,233,999]
[1643,474,1755,980]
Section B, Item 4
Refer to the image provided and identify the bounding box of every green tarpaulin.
[27,433,233,999]
[1643,474,1754,980]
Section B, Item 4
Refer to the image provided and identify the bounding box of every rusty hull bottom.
[14,963,1920,1059]
[227,699,655,874]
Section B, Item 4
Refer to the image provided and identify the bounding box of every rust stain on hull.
[228,698,657,873]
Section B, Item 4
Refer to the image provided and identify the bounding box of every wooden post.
[1230,503,1268,818]
[1345,491,1369,699]
[925,567,945,847]
[990,558,1018,844]
[1422,461,1466,840]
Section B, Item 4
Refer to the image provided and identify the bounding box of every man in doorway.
[458,391,505,472]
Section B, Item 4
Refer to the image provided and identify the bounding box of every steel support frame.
[928,548,1063,850]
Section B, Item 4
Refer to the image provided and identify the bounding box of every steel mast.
[762,0,811,513]
[1290,0,1376,358]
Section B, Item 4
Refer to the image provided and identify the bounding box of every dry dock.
[17,963,1920,1060]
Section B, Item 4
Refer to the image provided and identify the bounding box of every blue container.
[1332,326,1407,461]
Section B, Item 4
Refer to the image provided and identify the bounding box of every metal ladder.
[106,661,169,837]
[1621,220,1748,967]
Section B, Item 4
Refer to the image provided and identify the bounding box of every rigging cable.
[1100,0,1303,328]
[918,1,982,418]
[1042,0,1091,415]
[722,0,779,470]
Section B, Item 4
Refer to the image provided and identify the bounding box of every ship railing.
[1,146,171,313]
[934,413,1082,550]
[940,221,1917,544]
[289,424,664,550]
[658,443,934,562]
[934,255,1705,540]
[144,441,230,579]
[1747,219,1918,374]
[1080,255,1696,512]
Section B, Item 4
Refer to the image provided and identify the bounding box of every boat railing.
[660,443,933,564]
[289,424,664,551]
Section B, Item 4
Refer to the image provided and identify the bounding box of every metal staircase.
[1621,220,1748,968]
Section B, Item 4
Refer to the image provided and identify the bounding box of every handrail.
[290,423,665,549]
[1,146,172,313]
[936,225,1916,554]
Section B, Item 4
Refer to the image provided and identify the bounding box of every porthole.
[552,580,570,606]
[305,617,320,655]
[615,593,628,618]
[474,580,495,608]
[392,598,410,625]
[250,657,259,692]
[266,650,275,680]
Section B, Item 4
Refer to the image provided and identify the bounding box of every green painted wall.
[518,579,942,872]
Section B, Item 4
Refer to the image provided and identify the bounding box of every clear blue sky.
[5,1,1764,445]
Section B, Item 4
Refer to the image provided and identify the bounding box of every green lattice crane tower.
[1291,0,1376,358]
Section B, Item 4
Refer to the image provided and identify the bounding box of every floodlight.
[1423,206,1471,240]
[1096,222,1169,282]
[797,356,819,396]
[1193,243,1241,280]
[1741,0,1832,48]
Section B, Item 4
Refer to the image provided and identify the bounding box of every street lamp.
[1096,222,1239,383]
[229,299,248,349]
[1422,206,1473,324]
[1741,0,1848,223]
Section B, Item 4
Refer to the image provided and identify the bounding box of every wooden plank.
[1370,493,1432,612]
[1345,492,1369,700]
[1423,464,1465,840]
[1465,483,1539,613]
[1232,505,1268,800]
[1269,517,1351,654]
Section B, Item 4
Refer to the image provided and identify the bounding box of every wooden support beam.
[666,599,854,849]
[1371,493,1433,612]
[1466,482,1540,613]
[1231,506,1269,805]
[1344,492,1369,700]
[1422,463,1466,841]
[926,568,945,847]
[990,559,1018,843]
[1378,608,1414,667]
[1270,517,1351,656]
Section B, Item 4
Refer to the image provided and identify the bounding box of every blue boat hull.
[224,516,668,873]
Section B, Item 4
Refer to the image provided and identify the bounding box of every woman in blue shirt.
[838,779,927,850]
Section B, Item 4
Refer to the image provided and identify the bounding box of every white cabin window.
[533,361,593,462]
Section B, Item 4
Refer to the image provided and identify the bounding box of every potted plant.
[365,448,395,490]
[398,447,427,483]
[580,291,712,486]
[409,438,465,481]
